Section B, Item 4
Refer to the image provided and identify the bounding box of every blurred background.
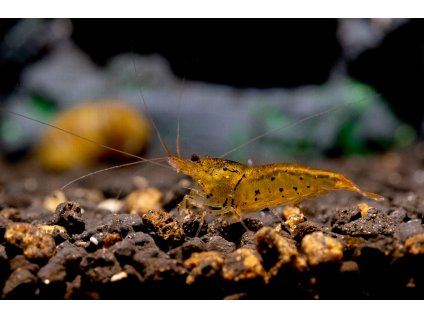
[0,19,422,171]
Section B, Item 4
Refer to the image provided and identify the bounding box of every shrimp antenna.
[60,156,170,190]
[131,57,172,157]
[176,77,186,159]
[219,93,382,158]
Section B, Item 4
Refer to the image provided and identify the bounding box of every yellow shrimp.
[153,95,384,218]
[168,154,384,218]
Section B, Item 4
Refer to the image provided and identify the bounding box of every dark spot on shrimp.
[271,176,275,181]
[222,198,228,208]
[300,176,303,181]
[255,189,260,196]
[233,174,245,191]
[307,185,311,189]
[190,153,200,162]
[279,188,284,192]
[293,187,298,191]
[231,198,235,207]
[223,167,228,171]
[254,198,258,201]
[281,195,285,198]
[318,175,329,179]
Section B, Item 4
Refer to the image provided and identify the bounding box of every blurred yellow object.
[36,100,151,171]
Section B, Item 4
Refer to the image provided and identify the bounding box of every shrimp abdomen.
[234,163,383,212]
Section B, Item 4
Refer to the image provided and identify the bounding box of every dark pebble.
[396,219,424,242]
[0,245,8,270]
[50,202,85,235]
[102,214,144,235]
[125,231,156,248]
[38,242,87,286]
[109,239,137,263]
[293,220,324,241]
[80,249,122,284]
[2,255,39,299]
[2,267,38,299]
[132,248,186,282]
[0,216,10,243]
[169,238,206,261]
[182,217,208,238]
[333,208,395,237]
[240,231,256,249]
[389,208,408,223]
[218,221,247,244]
[243,218,263,232]
[0,206,52,223]
[206,236,236,254]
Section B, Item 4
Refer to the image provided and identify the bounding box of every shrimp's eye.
[190,153,200,162]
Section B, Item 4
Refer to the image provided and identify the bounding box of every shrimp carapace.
[168,154,384,215]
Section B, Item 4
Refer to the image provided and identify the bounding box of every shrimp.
[168,154,383,219]
[160,95,384,220]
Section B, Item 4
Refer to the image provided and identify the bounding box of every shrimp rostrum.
[168,153,384,220]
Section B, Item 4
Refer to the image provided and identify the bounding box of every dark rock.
[0,216,10,243]
[38,242,87,285]
[182,217,208,238]
[102,213,144,235]
[64,275,82,299]
[218,221,247,244]
[396,219,424,242]
[354,236,397,271]
[392,192,423,217]
[389,208,408,223]
[243,218,263,232]
[206,236,236,254]
[0,206,52,223]
[50,202,85,235]
[80,249,122,284]
[2,255,39,299]
[109,239,137,264]
[0,245,8,271]
[132,247,186,282]
[125,231,156,248]
[333,208,395,237]
[240,231,256,249]
[331,207,361,226]
[169,238,206,261]
[2,267,38,299]
[293,220,324,241]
